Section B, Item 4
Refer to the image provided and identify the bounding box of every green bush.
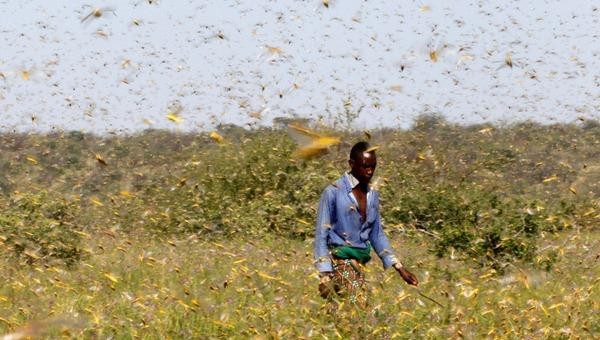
[0,118,597,271]
[138,133,332,238]
[383,182,551,269]
[0,191,84,267]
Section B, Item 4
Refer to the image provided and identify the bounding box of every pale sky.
[0,0,598,134]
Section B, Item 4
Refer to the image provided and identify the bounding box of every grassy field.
[0,118,599,338]
[0,229,598,338]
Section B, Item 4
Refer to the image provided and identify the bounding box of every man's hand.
[318,272,335,298]
[393,263,418,286]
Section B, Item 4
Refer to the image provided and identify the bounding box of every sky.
[0,0,598,134]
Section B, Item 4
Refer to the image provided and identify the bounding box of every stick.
[414,288,444,307]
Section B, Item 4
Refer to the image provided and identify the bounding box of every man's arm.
[369,211,399,270]
[314,187,334,273]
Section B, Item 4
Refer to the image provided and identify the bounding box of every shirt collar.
[345,172,360,189]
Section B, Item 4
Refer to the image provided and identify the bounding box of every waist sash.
[330,243,372,264]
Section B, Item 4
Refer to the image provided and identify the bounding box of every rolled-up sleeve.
[369,205,399,269]
[314,187,334,272]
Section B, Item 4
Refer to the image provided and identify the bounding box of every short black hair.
[350,141,373,160]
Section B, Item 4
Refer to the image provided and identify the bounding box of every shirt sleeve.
[314,186,334,272]
[369,194,399,269]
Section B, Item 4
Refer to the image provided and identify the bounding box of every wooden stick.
[415,289,444,307]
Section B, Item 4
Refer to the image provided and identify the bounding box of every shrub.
[383,182,550,269]
[0,191,84,267]
[0,120,598,271]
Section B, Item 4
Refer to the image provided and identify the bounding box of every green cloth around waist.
[331,244,372,264]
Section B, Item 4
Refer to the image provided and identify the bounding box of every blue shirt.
[314,172,399,272]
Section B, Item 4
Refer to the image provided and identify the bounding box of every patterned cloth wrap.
[331,258,367,305]
[320,244,372,306]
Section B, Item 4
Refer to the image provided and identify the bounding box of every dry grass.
[1,228,598,338]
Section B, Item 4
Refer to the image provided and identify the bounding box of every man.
[314,141,418,305]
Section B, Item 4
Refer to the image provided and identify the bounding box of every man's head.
[349,141,377,185]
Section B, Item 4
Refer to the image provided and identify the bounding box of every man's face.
[349,152,377,184]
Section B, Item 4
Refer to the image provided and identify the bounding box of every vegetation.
[0,116,598,338]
